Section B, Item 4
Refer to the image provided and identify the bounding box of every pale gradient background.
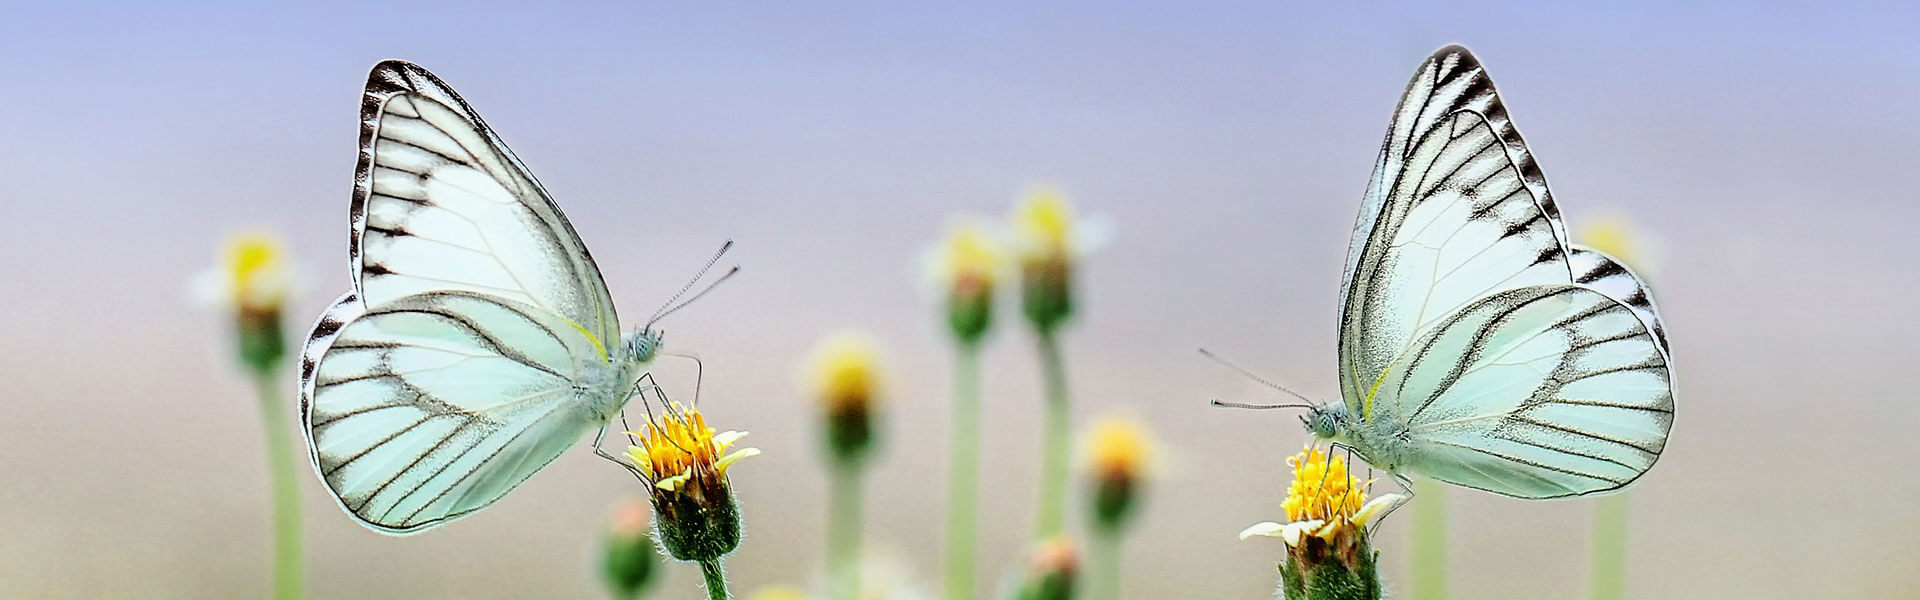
[3,2,1917,598]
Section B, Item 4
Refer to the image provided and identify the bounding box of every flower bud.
[807,333,885,466]
[1015,535,1078,600]
[602,498,660,598]
[1011,187,1079,333]
[625,404,758,563]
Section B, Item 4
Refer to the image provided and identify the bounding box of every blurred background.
[3,2,1917,598]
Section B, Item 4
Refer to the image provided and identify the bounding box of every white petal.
[1238,522,1287,540]
[1280,520,1325,546]
[713,430,749,447]
[1352,493,1409,527]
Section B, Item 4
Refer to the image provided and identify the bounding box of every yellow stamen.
[1281,446,1370,523]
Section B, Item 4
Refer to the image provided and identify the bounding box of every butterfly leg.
[661,352,705,406]
[1363,471,1417,539]
[591,423,648,482]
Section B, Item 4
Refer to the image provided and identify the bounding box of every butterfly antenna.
[647,239,735,327]
[651,266,739,327]
[1198,347,1319,407]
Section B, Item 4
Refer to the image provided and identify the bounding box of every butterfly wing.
[1376,285,1673,498]
[352,60,621,356]
[1338,46,1574,412]
[1570,245,1669,354]
[300,291,605,533]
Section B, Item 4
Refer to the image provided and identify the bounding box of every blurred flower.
[1010,186,1090,333]
[1083,414,1154,533]
[1240,447,1403,600]
[1014,535,1078,600]
[927,217,1003,345]
[807,332,886,466]
[195,230,295,374]
[625,403,757,563]
[747,585,812,600]
[603,498,661,599]
[1577,214,1661,274]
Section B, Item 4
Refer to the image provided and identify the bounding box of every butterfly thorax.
[577,329,664,422]
[1307,401,1411,473]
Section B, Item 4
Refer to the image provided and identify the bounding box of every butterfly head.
[1302,403,1348,440]
[623,328,665,364]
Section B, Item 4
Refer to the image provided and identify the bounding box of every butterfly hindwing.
[1379,284,1673,498]
[301,291,602,533]
[353,60,621,356]
[1570,245,1669,355]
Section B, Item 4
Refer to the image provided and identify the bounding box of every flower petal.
[716,447,760,472]
[1280,520,1325,546]
[1352,493,1408,527]
[655,472,693,491]
[713,430,748,449]
[1238,521,1287,540]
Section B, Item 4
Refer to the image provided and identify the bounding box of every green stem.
[1034,329,1070,538]
[1589,493,1629,600]
[252,371,305,600]
[1088,527,1121,600]
[1410,479,1447,600]
[699,559,731,600]
[944,344,982,600]
[828,461,864,600]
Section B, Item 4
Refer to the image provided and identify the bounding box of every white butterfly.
[300,61,703,533]
[1296,45,1675,499]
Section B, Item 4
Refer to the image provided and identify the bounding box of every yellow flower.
[624,403,757,562]
[746,586,812,600]
[929,218,1003,344]
[1239,446,1404,546]
[809,333,885,417]
[196,230,297,373]
[1240,446,1402,596]
[1010,186,1090,332]
[1086,415,1152,483]
[626,403,758,492]
[807,332,885,464]
[219,231,294,315]
[936,218,1003,297]
[1084,414,1154,531]
[1577,216,1641,266]
[1012,186,1075,265]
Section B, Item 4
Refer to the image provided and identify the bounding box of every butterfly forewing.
[1340,107,1573,404]
[353,61,621,353]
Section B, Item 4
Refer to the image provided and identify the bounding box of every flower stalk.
[700,559,732,600]
[208,232,303,600]
[933,218,997,600]
[1590,494,1628,600]
[1410,479,1447,600]
[253,371,305,600]
[808,334,884,600]
[1033,329,1071,538]
[943,344,982,600]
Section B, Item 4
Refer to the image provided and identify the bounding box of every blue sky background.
[2,2,1916,598]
